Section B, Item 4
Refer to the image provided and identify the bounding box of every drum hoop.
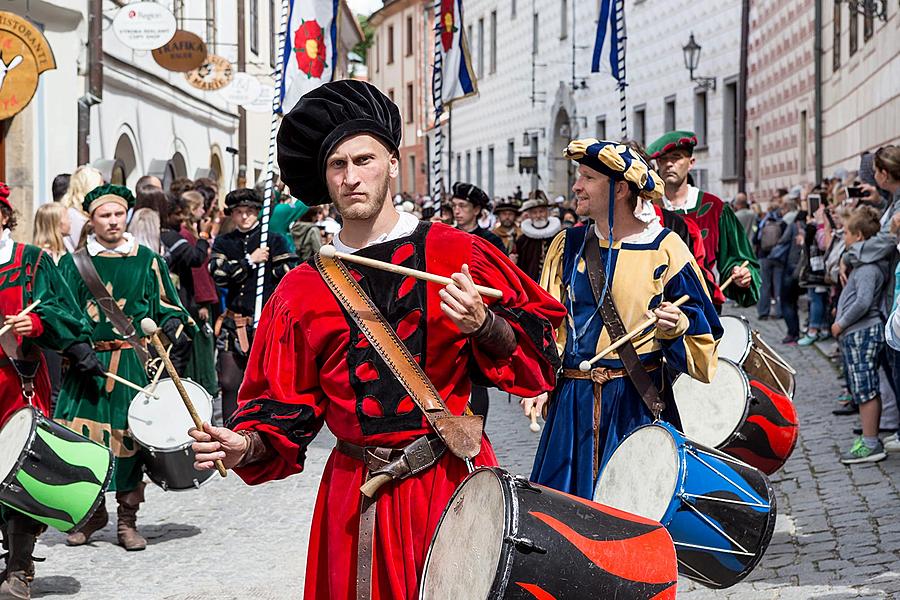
[419,467,516,599]
[722,315,753,364]
[672,359,752,449]
[0,407,39,494]
[127,378,213,450]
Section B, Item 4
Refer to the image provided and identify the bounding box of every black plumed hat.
[451,182,490,209]
[277,80,402,206]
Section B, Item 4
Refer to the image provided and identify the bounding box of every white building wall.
[447,0,742,200]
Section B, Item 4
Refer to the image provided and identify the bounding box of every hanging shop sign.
[244,85,275,114]
[112,2,176,51]
[0,12,56,120]
[152,30,207,72]
[218,72,262,106]
[185,54,234,91]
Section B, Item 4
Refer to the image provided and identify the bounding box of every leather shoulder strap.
[314,253,483,460]
[582,225,665,417]
[72,249,150,367]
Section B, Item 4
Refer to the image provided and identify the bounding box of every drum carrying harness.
[315,252,483,600]
[579,225,666,474]
[0,329,41,404]
[72,249,150,385]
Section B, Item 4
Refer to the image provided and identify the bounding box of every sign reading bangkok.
[0,12,56,120]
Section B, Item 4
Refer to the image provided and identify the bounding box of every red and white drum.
[673,358,798,475]
[420,467,677,599]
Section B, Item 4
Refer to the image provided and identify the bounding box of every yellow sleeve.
[539,230,569,359]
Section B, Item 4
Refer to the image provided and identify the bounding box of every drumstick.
[579,295,690,372]
[104,371,159,399]
[141,318,227,478]
[0,300,41,337]
[720,260,750,292]
[529,407,541,433]
[319,245,504,299]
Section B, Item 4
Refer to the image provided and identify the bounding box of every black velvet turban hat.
[277,80,403,206]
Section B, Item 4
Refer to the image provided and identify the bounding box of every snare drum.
[420,467,677,599]
[720,315,796,397]
[595,422,776,589]
[0,407,112,533]
[128,378,214,491]
[673,358,798,474]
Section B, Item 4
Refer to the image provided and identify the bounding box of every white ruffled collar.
[520,217,562,239]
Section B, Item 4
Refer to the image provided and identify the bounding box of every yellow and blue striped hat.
[563,139,664,202]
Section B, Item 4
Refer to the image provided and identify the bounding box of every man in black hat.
[449,182,506,254]
[515,190,562,281]
[209,188,297,422]
[189,80,564,600]
[491,197,522,255]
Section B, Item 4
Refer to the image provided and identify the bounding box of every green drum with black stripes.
[0,407,113,533]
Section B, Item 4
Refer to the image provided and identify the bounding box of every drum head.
[421,469,506,600]
[0,408,33,483]
[719,316,752,363]
[674,359,749,448]
[128,379,212,450]
[595,425,679,523]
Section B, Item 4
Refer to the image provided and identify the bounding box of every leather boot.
[65,499,108,546]
[0,515,45,600]
[116,482,146,551]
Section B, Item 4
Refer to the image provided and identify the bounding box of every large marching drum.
[420,467,678,599]
[128,378,214,491]
[0,407,112,533]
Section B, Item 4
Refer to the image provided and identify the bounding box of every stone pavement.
[17,307,900,598]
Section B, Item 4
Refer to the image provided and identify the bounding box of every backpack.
[759,218,784,253]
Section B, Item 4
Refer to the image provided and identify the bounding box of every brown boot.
[65,499,108,546]
[116,482,147,551]
[0,515,45,600]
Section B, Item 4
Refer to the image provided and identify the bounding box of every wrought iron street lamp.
[682,33,716,92]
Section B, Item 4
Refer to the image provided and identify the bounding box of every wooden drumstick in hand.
[720,260,750,292]
[141,318,227,478]
[0,300,41,337]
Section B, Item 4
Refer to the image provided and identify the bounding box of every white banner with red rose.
[279,0,339,114]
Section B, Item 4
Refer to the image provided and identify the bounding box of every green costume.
[268,198,309,253]
[53,243,192,492]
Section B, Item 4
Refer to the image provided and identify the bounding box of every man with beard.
[55,184,194,551]
[647,131,759,309]
[209,188,297,423]
[491,197,521,254]
[515,191,562,281]
[450,182,507,253]
[189,80,565,600]
[524,139,721,498]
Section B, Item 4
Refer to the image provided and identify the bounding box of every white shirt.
[86,232,136,257]
[333,211,419,254]
[0,228,13,264]
[594,218,664,245]
[662,185,701,212]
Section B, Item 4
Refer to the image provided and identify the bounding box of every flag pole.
[254,0,291,326]
[615,0,627,138]
[431,0,446,208]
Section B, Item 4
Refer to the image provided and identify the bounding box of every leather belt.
[213,310,253,353]
[562,359,661,479]
[93,339,147,393]
[336,435,447,600]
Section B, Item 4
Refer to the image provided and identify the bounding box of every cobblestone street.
[20,307,900,599]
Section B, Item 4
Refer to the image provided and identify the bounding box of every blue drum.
[594,421,776,589]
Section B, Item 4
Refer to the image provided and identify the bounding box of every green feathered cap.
[562,139,664,201]
[82,184,135,215]
[646,130,698,159]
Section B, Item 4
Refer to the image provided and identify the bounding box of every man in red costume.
[0,182,103,599]
[190,81,565,599]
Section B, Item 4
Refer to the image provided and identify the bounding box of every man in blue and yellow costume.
[525,140,722,500]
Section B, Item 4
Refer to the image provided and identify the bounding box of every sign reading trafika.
[0,12,56,120]
[152,30,207,72]
[112,2,177,51]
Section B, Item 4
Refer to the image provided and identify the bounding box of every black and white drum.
[127,378,214,491]
[720,315,796,397]
[420,467,678,599]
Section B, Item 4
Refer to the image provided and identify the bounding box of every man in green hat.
[54,184,194,551]
[647,130,759,309]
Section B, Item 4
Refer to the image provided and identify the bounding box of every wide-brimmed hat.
[493,197,521,213]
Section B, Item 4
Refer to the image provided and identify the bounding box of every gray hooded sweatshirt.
[836,239,892,336]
